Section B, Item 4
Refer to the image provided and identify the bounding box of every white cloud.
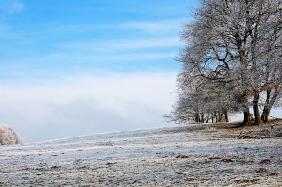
[0,72,178,142]
[28,18,189,37]
[0,1,24,39]
[46,51,178,63]
[120,18,189,34]
[8,0,24,14]
[1,50,178,70]
[64,37,182,52]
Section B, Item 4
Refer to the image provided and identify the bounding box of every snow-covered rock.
[0,124,21,145]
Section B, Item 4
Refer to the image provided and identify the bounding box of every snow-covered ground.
[0,123,281,186]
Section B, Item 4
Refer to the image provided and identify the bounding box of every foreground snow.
[0,123,281,186]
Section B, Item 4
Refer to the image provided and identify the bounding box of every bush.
[0,124,21,145]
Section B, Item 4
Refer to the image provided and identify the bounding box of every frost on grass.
[0,124,21,145]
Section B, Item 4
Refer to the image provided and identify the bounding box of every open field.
[0,121,281,186]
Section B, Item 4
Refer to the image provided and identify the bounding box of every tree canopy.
[170,0,281,125]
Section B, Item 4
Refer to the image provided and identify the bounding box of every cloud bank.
[0,72,177,142]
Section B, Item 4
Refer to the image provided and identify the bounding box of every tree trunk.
[215,112,218,123]
[205,113,209,123]
[253,91,262,125]
[221,113,225,122]
[242,94,251,125]
[195,113,200,123]
[261,89,271,122]
[261,86,281,123]
[243,110,251,125]
[261,109,269,123]
[224,110,229,123]
[218,113,222,122]
[201,113,205,123]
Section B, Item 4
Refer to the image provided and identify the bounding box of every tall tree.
[172,0,281,125]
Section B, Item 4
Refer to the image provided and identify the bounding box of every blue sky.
[0,0,198,81]
[0,0,199,142]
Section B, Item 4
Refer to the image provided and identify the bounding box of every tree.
[171,0,281,125]
[169,72,238,124]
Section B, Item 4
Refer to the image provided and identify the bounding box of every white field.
[0,123,281,186]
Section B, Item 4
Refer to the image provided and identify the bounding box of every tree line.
[169,0,281,125]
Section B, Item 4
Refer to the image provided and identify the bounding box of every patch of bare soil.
[204,118,282,139]
[0,121,281,186]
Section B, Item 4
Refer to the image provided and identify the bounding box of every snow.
[0,123,281,186]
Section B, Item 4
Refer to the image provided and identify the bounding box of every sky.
[0,0,199,142]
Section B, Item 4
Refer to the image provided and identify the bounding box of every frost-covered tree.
[171,0,281,125]
[0,124,21,145]
[169,73,238,124]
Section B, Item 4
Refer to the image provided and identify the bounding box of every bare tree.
[171,0,281,125]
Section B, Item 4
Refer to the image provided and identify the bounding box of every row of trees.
[170,0,281,125]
